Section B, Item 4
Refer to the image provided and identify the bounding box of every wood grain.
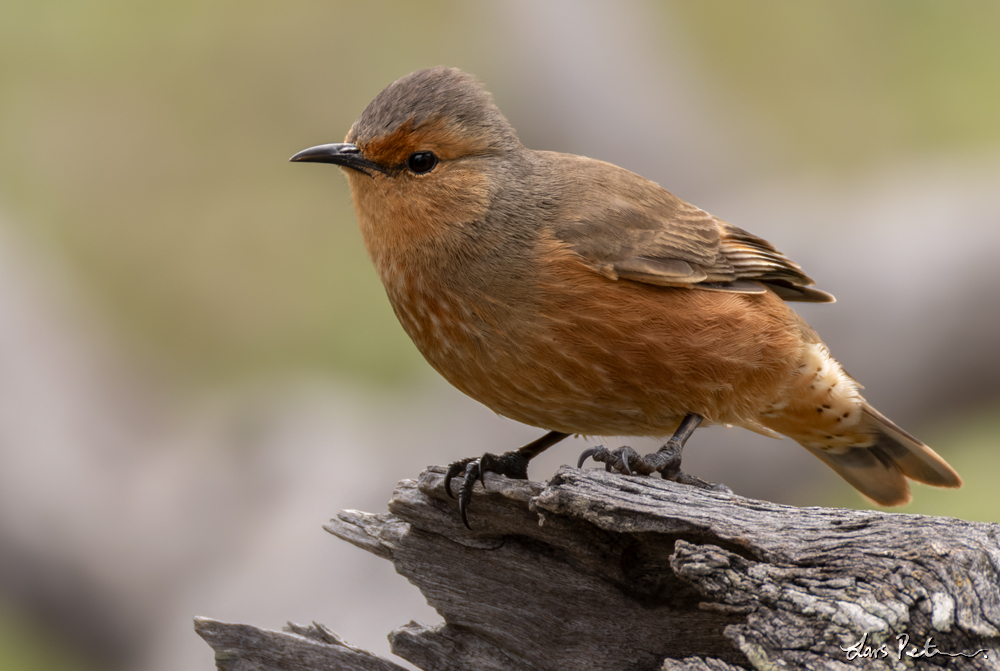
[196,465,1000,670]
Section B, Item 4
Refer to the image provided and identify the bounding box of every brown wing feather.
[549,153,834,303]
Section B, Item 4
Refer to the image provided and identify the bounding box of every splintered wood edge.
[323,509,403,560]
[193,616,408,671]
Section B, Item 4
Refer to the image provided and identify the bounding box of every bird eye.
[406,151,438,174]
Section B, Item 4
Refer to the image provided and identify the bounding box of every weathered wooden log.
[196,465,1000,670]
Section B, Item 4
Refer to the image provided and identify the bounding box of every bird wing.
[550,156,834,303]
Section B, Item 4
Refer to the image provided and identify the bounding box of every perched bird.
[292,67,961,526]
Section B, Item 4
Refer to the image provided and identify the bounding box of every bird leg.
[445,430,570,529]
[578,413,732,493]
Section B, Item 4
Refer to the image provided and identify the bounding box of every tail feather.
[800,404,961,506]
[802,442,912,506]
[862,405,962,488]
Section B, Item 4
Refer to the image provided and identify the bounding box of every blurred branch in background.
[0,1,998,670]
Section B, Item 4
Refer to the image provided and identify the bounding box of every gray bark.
[196,465,1000,670]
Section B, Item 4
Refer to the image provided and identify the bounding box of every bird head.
[291,67,523,246]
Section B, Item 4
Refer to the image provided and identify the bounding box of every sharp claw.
[459,494,471,529]
[577,447,601,468]
[619,449,632,476]
[477,454,494,481]
[444,459,468,499]
[458,478,472,528]
[457,460,482,530]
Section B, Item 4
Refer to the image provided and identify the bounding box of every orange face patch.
[355,118,494,169]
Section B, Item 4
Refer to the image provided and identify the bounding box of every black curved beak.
[289,143,386,176]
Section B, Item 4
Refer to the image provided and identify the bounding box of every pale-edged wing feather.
[552,159,834,303]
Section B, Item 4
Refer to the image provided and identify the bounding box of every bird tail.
[800,404,962,506]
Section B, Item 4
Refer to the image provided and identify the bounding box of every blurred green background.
[4,0,998,385]
[1,2,998,670]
